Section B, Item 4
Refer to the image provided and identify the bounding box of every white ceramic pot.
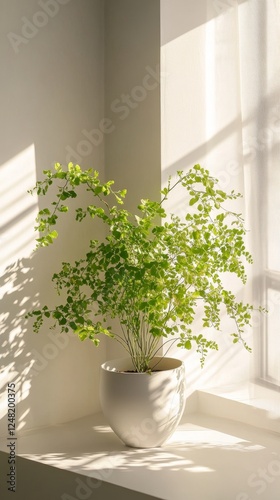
[99,356,186,448]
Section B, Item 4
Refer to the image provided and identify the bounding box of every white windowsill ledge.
[196,382,280,435]
[1,385,280,500]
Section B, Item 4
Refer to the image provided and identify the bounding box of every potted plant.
[27,162,260,447]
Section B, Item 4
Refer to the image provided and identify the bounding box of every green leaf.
[58,205,69,213]
[39,208,51,215]
[189,197,198,206]
[56,171,67,179]
[49,230,58,240]
[184,340,192,350]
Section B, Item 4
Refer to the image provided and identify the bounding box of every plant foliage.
[27,163,261,372]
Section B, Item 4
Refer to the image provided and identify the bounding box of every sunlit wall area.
[0,0,107,436]
[0,146,38,270]
[160,0,255,393]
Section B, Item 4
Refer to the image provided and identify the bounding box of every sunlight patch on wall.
[0,145,38,433]
[205,19,216,142]
[0,145,38,273]
[160,26,207,174]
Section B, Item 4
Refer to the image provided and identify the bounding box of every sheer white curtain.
[229,0,278,386]
[207,1,280,385]
[161,0,280,387]
[206,0,280,385]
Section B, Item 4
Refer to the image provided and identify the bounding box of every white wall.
[0,0,107,436]
[104,0,161,360]
[104,0,161,210]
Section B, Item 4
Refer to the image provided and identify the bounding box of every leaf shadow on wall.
[0,254,61,436]
[0,257,38,434]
